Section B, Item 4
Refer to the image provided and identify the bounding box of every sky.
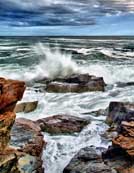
[0,0,134,36]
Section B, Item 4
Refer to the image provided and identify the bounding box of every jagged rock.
[10,118,45,172]
[36,114,90,134]
[59,73,94,84]
[45,74,105,93]
[0,78,25,152]
[121,121,134,137]
[11,118,45,156]
[0,151,44,173]
[0,152,17,173]
[112,121,134,157]
[105,101,134,158]
[103,146,134,173]
[0,77,25,113]
[63,147,116,173]
[64,146,134,173]
[0,77,45,173]
[105,101,134,126]
[0,112,16,152]
[113,134,134,157]
[15,101,38,113]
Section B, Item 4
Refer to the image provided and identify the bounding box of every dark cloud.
[0,0,134,27]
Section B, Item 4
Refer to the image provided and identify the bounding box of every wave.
[72,47,134,60]
[81,64,134,84]
[32,43,80,80]
[0,42,133,85]
[0,43,80,81]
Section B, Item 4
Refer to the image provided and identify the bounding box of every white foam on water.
[32,42,80,79]
[80,63,134,84]
[0,43,80,81]
[43,121,109,173]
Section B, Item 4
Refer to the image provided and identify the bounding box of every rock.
[45,74,105,93]
[0,77,26,113]
[16,153,43,173]
[59,73,93,84]
[11,118,45,156]
[113,134,134,157]
[0,112,16,152]
[112,121,134,157]
[65,146,133,173]
[36,114,90,134]
[0,152,17,173]
[105,102,134,126]
[103,146,133,173]
[0,78,25,152]
[15,101,38,113]
[121,121,134,137]
[105,101,134,156]
[0,77,45,173]
[63,147,116,173]
[116,82,134,88]
[0,151,44,173]
[9,118,45,173]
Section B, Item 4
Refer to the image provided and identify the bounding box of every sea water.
[0,37,134,173]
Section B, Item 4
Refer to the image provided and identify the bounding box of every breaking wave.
[32,43,79,80]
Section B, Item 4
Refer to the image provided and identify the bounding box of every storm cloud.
[0,0,134,35]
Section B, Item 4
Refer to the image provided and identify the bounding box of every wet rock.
[0,78,25,152]
[0,151,44,173]
[103,146,134,173]
[45,74,105,93]
[17,153,43,173]
[0,112,16,152]
[0,77,45,173]
[0,77,26,113]
[9,118,45,173]
[112,121,134,157]
[59,73,93,84]
[15,101,38,113]
[121,121,134,137]
[11,118,45,156]
[36,114,90,134]
[0,152,17,173]
[105,101,134,126]
[116,82,134,88]
[64,147,116,173]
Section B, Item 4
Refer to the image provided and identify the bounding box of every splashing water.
[33,43,80,79]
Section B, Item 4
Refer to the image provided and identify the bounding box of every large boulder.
[105,102,134,126]
[36,114,90,134]
[11,118,45,157]
[103,146,134,173]
[10,118,46,173]
[0,77,45,173]
[0,152,44,173]
[0,78,25,152]
[15,101,38,113]
[45,74,105,93]
[64,146,134,173]
[104,101,134,172]
[63,147,116,173]
[0,112,16,152]
[112,121,134,157]
[0,77,25,113]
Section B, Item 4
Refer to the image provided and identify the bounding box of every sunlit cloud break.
[0,0,134,35]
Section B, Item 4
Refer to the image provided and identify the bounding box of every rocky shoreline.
[0,77,45,173]
[0,74,134,173]
[64,101,134,173]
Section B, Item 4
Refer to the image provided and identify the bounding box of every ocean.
[0,37,134,173]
